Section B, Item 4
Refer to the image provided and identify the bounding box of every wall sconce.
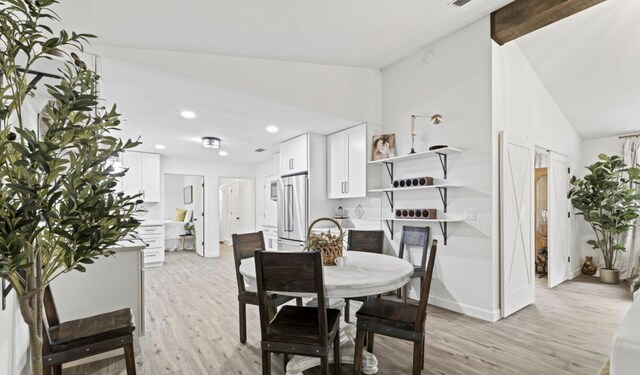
[410,114,444,154]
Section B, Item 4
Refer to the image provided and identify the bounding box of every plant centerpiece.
[305,217,344,265]
[569,154,640,284]
[0,1,141,373]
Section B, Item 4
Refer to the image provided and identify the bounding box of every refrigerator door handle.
[288,184,294,232]
[282,184,289,232]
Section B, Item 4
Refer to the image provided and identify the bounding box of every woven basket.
[305,217,345,266]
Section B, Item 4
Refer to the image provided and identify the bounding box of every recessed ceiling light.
[154,144,166,150]
[201,136,221,149]
[266,125,279,133]
[219,150,228,157]
[181,110,196,119]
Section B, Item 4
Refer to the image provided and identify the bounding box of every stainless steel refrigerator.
[277,174,308,251]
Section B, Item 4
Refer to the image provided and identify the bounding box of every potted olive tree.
[0,1,141,373]
[569,154,640,284]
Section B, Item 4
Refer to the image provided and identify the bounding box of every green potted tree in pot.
[569,154,640,284]
[0,1,141,373]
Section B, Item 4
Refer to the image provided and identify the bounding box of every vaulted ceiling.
[516,0,640,140]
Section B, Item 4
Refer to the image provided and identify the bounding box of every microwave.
[270,180,278,201]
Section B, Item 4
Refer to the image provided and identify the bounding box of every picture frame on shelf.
[371,134,396,161]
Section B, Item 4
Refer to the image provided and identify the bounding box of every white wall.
[581,136,620,168]
[163,174,185,220]
[492,41,584,282]
[161,156,255,257]
[381,17,497,321]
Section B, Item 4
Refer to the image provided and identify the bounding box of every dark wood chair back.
[415,239,438,332]
[398,226,430,270]
[254,250,328,343]
[347,230,384,253]
[232,231,266,294]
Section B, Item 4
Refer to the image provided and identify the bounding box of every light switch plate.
[464,208,477,221]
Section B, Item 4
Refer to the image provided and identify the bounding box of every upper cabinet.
[279,134,309,176]
[327,123,379,199]
[122,152,161,202]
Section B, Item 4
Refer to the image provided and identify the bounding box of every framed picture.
[183,186,193,204]
[371,134,396,161]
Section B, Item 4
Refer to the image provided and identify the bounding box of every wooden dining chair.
[352,240,438,375]
[396,226,431,303]
[232,231,302,344]
[344,230,385,322]
[42,286,136,375]
[255,250,342,375]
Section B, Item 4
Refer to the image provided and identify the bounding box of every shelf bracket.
[438,222,448,246]
[436,187,448,213]
[437,153,448,180]
[384,219,395,240]
[383,191,394,212]
[2,278,12,311]
[383,162,394,183]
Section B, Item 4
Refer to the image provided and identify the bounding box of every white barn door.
[547,152,570,288]
[500,132,535,318]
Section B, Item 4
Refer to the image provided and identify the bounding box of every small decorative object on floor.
[305,217,345,266]
[581,256,598,276]
[371,134,396,160]
[536,247,548,277]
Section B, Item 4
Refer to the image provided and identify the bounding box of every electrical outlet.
[464,208,477,221]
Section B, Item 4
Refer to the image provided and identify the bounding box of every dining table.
[239,250,414,375]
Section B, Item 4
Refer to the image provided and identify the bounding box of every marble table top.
[239,251,414,299]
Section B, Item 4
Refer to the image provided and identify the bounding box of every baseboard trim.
[427,295,501,322]
[570,267,582,279]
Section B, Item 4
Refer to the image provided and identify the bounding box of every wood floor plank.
[64,246,632,375]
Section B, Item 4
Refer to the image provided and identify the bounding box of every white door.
[194,178,205,256]
[140,153,160,202]
[219,185,231,245]
[230,182,241,236]
[327,131,346,199]
[547,152,570,288]
[500,132,535,318]
[121,151,142,198]
[345,124,367,198]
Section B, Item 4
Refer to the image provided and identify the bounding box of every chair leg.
[345,299,351,323]
[295,297,303,306]
[403,284,408,303]
[51,365,62,375]
[124,342,137,375]
[421,337,425,370]
[321,356,330,375]
[366,332,375,354]
[412,340,422,375]
[333,332,341,375]
[262,350,271,375]
[283,353,289,369]
[239,303,247,344]
[353,327,365,375]
[397,287,402,299]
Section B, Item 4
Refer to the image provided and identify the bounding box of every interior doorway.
[534,149,571,290]
[163,174,205,256]
[219,178,254,246]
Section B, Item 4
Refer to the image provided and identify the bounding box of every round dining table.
[239,250,414,375]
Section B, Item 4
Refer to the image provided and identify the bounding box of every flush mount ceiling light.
[181,110,196,119]
[266,125,279,133]
[154,144,166,150]
[201,136,221,149]
[219,150,228,157]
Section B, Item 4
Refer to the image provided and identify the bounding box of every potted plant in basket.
[0,1,141,373]
[569,154,640,284]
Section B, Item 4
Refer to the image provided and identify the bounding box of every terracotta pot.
[600,268,620,284]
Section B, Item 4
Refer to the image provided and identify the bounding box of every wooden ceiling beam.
[491,0,607,45]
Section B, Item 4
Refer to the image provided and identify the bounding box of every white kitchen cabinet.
[122,152,160,202]
[327,123,369,199]
[279,134,309,176]
[139,223,165,268]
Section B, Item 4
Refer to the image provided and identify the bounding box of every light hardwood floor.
[65,247,632,375]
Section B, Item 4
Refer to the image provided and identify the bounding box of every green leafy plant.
[569,154,640,271]
[184,222,194,234]
[0,1,141,373]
